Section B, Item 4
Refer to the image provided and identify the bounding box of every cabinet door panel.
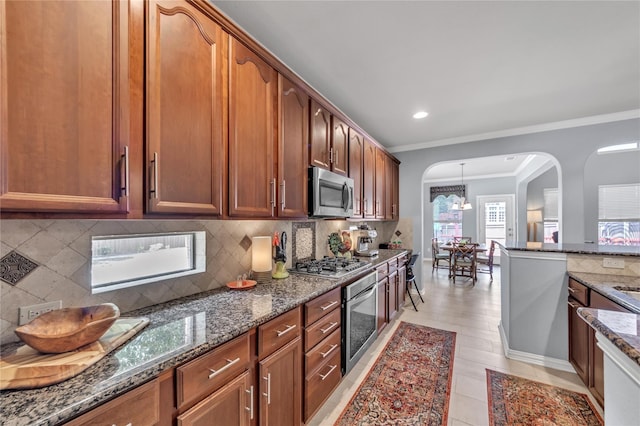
[377,280,388,333]
[388,271,398,320]
[385,154,394,220]
[375,147,386,219]
[1,0,131,213]
[348,129,364,218]
[147,0,226,214]
[568,299,589,384]
[309,100,331,170]
[331,117,348,176]
[278,75,308,218]
[229,39,276,217]
[363,139,376,219]
[177,371,251,426]
[259,337,302,426]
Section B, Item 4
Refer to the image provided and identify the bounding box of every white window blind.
[543,188,558,221]
[599,183,640,220]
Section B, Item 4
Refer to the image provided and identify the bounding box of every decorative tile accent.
[0,251,39,285]
[292,221,315,264]
[239,235,252,251]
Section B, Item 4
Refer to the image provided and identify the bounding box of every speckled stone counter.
[498,241,640,256]
[577,308,640,367]
[0,250,407,426]
[569,272,640,313]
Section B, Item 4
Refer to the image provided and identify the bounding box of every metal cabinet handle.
[280,180,286,210]
[320,322,338,334]
[150,152,159,199]
[276,324,296,337]
[334,148,338,167]
[262,374,271,404]
[319,364,337,381]
[320,300,338,311]
[120,146,129,197]
[245,385,254,419]
[208,357,240,379]
[567,287,577,293]
[270,178,276,209]
[567,301,581,309]
[320,344,338,358]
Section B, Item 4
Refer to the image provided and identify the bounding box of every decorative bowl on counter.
[226,279,257,290]
[14,303,120,353]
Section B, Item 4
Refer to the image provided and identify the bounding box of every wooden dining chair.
[451,243,477,284]
[431,238,450,272]
[476,240,496,281]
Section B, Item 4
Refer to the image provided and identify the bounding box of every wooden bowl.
[14,303,120,353]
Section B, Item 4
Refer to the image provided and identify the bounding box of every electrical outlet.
[602,258,625,269]
[18,301,62,325]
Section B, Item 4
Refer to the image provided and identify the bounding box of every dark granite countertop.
[577,308,640,368]
[497,241,640,257]
[569,272,640,368]
[0,250,407,425]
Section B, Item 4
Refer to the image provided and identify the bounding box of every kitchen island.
[498,242,639,371]
[0,250,407,425]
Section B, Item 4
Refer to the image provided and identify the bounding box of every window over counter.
[543,188,559,243]
[598,183,640,246]
[90,232,206,294]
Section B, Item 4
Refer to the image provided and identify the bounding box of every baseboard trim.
[498,322,575,373]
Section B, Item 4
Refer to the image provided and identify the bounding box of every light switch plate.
[18,301,62,325]
[602,258,625,269]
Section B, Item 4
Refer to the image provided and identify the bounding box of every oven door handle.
[350,285,376,305]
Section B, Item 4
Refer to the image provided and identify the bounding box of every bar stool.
[405,252,424,311]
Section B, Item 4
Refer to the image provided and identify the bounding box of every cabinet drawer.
[258,306,302,359]
[304,349,341,422]
[176,332,250,408]
[376,263,388,280]
[64,379,159,426]
[568,278,589,306]
[305,287,341,326]
[397,254,408,267]
[590,291,631,312]
[305,328,341,376]
[304,308,341,352]
[388,258,398,273]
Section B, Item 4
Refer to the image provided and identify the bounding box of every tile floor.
[308,261,603,425]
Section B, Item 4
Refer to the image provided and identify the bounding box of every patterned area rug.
[486,369,603,426]
[335,322,456,426]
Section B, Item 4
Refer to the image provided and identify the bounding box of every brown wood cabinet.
[363,139,377,219]
[1,0,139,214]
[374,147,386,219]
[64,378,160,426]
[386,158,400,220]
[309,100,332,171]
[388,270,399,320]
[177,371,252,426]
[146,0,227,215]
[330,117,349,176]
[348,129,365,218]
[277,75,309,218]
[228,38,277,218]
[303,288,342,422]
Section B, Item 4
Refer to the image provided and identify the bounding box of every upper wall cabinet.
[278,75,309,218]
[146,0,227,215]
[363,139,376,219]
[348,129,364,218]
[330,117,349,176]
[374,147,386,219]
[0,0,136,213]
[309,100,332,171]
[228,38,277,218]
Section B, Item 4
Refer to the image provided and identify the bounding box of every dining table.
[439,243,488,278]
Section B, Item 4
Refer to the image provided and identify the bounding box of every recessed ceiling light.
[413,111,429,119]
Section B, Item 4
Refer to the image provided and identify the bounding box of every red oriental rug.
[334,322,456,426]
[486,369,603,426]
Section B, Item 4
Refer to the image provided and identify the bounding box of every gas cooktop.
[291,257,370,278]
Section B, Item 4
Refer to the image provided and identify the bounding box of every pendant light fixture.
[451,163,473,211]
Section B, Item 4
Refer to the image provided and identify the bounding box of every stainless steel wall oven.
[342,271,378,374]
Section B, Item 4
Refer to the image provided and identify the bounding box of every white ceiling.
[211,0,640,177]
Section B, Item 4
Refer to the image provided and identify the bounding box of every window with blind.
[598,183,640,246]
[543,188,559,242]
[432,194,463,242]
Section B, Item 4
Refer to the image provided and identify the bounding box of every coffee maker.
[355,226,378,257]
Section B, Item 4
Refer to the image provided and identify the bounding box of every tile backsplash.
[567,253,640,277]
[0,218,406,344]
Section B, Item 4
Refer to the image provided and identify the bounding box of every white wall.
[396,118,640,255]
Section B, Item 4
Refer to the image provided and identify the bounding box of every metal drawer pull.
[262,374,271,404]
[245,386,254,419]
[208,357,240,379]
[320,344,338,358]
[280,180,286,210]
[320,300,338,311]
[150,152,159,199]
[320,322,338,334]
[319,364,337,381]
[567,287,577,293]
[276,324,296,337]
[120,146,129,197]
[567,301,580,309]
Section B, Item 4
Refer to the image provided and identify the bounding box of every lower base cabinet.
[259,337,302,426]
[177,371,252,426]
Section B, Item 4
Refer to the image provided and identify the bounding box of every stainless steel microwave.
[309,167,354,218]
